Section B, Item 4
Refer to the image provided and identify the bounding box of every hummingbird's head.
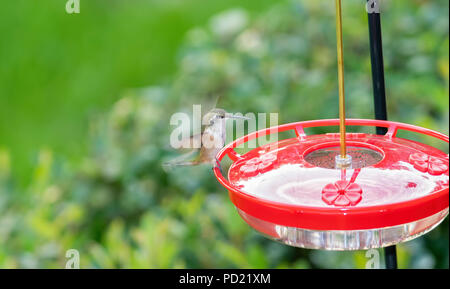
[204,108,251,125]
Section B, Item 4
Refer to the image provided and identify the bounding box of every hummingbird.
[163,108,250,169]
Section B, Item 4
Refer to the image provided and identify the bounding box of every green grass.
[0,0,281,184]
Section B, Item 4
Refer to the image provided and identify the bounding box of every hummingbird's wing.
[210,94,221,110]
[200,93,221,117]
[162,149,201,170]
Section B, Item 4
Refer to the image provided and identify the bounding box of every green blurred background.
[0,0,448,268]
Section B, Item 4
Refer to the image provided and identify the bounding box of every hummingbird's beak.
[226,113,251,120]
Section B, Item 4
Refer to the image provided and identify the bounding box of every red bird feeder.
[214,119,449,250]
[213,0,448,268]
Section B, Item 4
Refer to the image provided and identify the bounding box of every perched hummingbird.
[163,108,250,169]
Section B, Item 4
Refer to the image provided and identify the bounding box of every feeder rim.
[213,119,449,230]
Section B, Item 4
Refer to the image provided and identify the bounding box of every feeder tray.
[214,119,449,250]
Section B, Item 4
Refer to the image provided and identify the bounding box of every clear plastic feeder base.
[237,208,449,250]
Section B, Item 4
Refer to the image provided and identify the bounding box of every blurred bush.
[0,0,448,268]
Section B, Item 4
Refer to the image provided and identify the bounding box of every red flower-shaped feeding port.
[239,154,277,177]
[322,180,363,207]
[408,153,448,176]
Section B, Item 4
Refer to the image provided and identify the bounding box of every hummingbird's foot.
[213,157,223,174]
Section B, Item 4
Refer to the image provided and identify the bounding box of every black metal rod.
[366,1,398,269]
[367,1,388,135]
[384,245,398,269]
